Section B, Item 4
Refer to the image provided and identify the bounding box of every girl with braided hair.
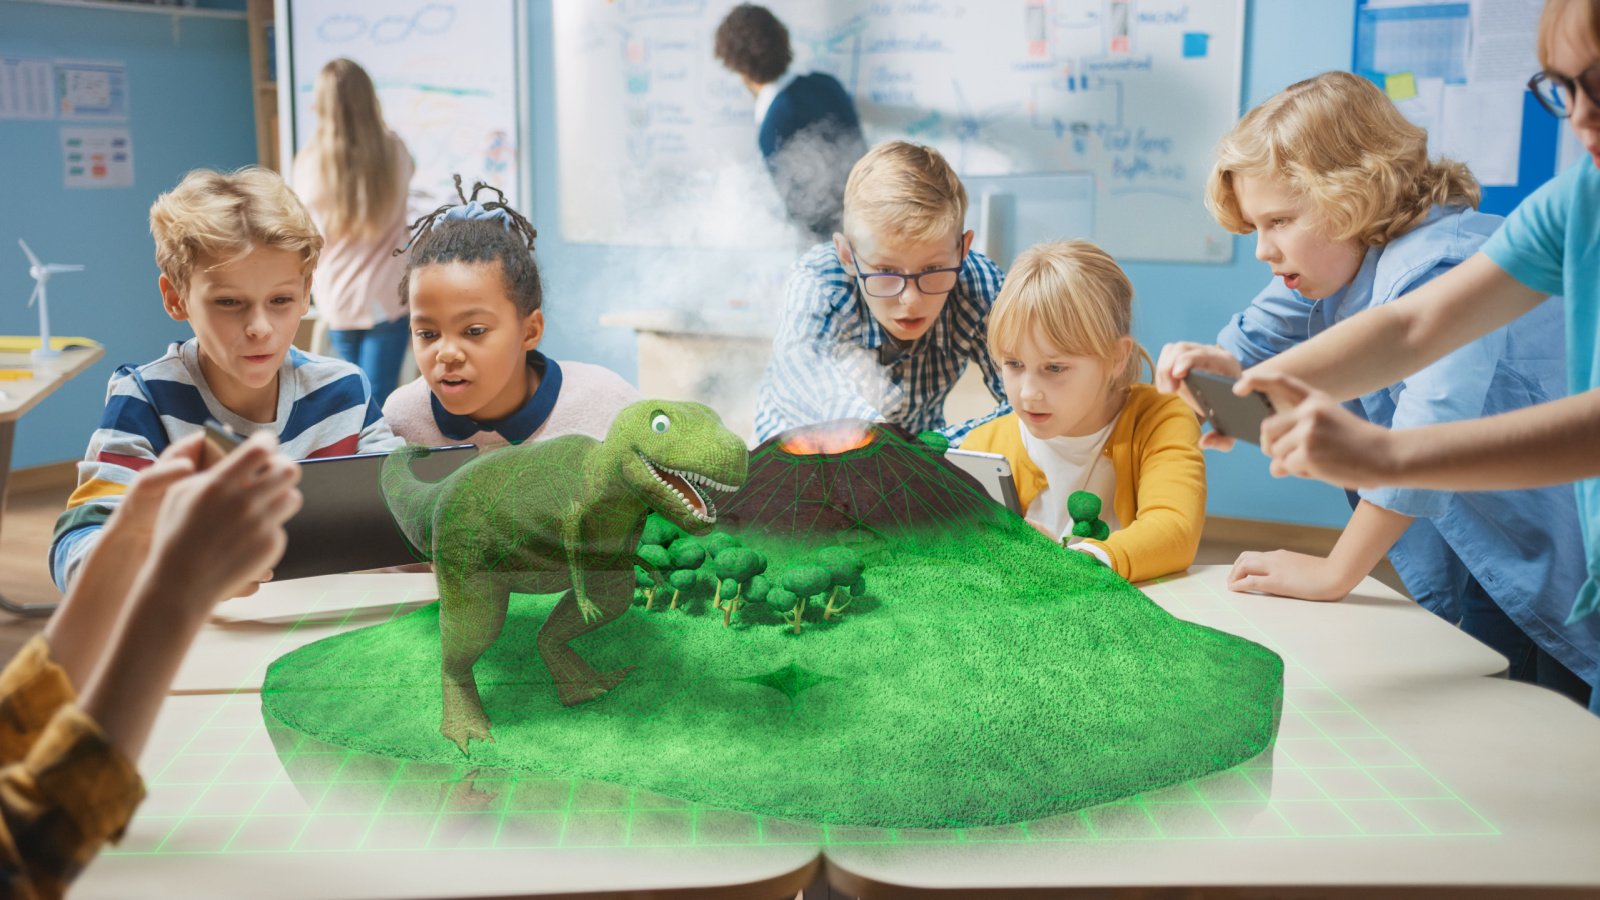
[381,177,638,450]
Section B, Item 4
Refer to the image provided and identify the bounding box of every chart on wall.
[283,0,520,218]
[554,0,1242,262]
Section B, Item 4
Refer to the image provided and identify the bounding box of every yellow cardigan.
[962,384,1206,583]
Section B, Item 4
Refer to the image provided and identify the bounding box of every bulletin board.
[1353,0,1561,215]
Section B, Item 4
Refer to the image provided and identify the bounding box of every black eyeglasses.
[1529,60,1600,119]
[846,239,965,298]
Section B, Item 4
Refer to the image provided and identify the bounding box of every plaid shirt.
[753,242,1009,444]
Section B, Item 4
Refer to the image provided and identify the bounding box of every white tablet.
[945,448,1023,515]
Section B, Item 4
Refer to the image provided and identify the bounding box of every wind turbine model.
[18,239,84,363]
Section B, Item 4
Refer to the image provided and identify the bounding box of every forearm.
[42,529,149,690]
[1250,254,1543,401]
[1385,389,1600,490]
[1324,502,1412,593]
[78,583,210,763]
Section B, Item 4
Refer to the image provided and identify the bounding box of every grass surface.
[263,516,1283,828]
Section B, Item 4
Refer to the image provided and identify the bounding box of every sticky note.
[1182,32,1209,58]
[1385,72,1418,101]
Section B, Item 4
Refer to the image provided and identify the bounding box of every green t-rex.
[381,400,749,752]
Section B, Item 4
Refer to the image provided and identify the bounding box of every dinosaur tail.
[380,444,449,559]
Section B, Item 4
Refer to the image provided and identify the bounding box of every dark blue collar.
[430,351,563,444]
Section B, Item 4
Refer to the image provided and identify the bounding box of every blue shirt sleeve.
[1358,261,1505,519]
[1215,279,1315,368]
[1482,162,1575,298]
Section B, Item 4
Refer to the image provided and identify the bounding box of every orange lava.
[779,422,877,455]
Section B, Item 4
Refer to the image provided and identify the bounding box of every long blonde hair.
[305,58,404,241]
[1206,71,1479,247]
[987,240,1152,394]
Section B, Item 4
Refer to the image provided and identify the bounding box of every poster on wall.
[61,127,134,188]
[0,57,55,120]
[55,59,130,120]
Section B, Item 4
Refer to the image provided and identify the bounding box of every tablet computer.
[945,448,1023,515]
[275,444,479,581]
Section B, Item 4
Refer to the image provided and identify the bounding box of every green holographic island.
[263,412,1283,828]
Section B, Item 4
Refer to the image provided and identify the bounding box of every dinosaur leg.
[437,570,508,753]
[536,569,638,706]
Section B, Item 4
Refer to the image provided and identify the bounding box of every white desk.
[0,345,104,617]
[74,566,1600,897]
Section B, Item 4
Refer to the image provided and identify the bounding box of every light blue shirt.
[1220,204,1598,686]
[1484,158,1600,625]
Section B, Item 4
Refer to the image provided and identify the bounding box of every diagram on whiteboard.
[555,0,1241,262]
[288,0,520,220]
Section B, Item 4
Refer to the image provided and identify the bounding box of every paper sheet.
[61,127,134,188]
[0,57,54,120]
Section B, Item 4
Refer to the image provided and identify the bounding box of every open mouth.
[638,453,738,524]
[438,375,471,394]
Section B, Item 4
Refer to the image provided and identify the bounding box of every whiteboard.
[278,0,522,218]
[554,0,1241,262]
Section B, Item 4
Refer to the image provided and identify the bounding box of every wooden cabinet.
[246,0,278,170]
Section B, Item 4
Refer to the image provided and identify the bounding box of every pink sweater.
[382,360,640,450]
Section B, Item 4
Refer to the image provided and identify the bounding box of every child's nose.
[1254,232,1278,263]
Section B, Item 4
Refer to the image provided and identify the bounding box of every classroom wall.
[0,0,256,470]
[525,0,1359,528]
[2,0,1359,528]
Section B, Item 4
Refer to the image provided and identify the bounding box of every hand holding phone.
[1183,370,1275,445]
[202,421,244,464]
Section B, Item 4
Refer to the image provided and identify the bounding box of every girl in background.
[291,57,414,402]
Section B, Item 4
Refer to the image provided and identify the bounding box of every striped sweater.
[50,339,404,589]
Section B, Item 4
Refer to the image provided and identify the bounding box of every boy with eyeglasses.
[752,140,1008,443]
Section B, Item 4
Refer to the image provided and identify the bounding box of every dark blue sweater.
[758,72,866,240]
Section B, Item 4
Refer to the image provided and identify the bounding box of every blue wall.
[2,0,1357,528]
[0,1,256,470]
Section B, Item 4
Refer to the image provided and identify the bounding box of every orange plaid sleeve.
[0,705,146,900]
[0,637,76,764]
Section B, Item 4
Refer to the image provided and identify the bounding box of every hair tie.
[434,200,515,232]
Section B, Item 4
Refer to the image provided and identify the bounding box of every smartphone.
[1184,370,1275,444]
[202,420,244,457]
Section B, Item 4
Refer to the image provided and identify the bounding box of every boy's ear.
[959,229,975,258]
[159,274,189,322]
[832,232,854,275]
[521,309,545,351]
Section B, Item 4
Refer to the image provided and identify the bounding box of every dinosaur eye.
[651,413,671,434]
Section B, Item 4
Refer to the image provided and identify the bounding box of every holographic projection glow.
[263,409,1284,828]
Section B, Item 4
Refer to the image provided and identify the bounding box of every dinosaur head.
[609,400,749,535]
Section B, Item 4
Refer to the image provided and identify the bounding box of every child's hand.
[94,433,207,555]
[144,431,303,611]
[1228,549,1356,602]
[1154,342,1244,450]
[1240,372,1399,487]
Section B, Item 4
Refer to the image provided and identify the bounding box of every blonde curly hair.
[150,167,322,295]
[1205,71,1479,247]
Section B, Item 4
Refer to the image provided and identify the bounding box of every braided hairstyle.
[396,175,542,316]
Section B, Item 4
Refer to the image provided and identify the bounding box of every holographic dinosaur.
[382,400,748,752]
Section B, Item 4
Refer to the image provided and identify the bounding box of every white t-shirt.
[1019,414,1120,542]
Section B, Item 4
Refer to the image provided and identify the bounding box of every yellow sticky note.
[1385,72,1418,101]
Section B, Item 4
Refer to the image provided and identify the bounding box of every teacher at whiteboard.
[291,58,415,403]
[715,4,867,242]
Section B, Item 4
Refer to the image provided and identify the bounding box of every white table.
[73,566,1600,897]
[0,345,104,617]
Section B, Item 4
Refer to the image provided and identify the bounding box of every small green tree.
[641,515,684,549]
[704,531,740,560]
[667,568,698,610]
[1067,491,1111,541]
[777,565,832,634]
[712,547,769,625]
[669,537,706,571]
[636,544,672,610]
[813,546,866,620]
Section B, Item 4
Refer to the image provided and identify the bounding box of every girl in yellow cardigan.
[962,240,1206,582]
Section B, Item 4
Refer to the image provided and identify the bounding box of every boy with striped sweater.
[50,167,402,592]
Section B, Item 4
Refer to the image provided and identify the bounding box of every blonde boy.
[50,167,403,591]
[752,140,1007,442]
